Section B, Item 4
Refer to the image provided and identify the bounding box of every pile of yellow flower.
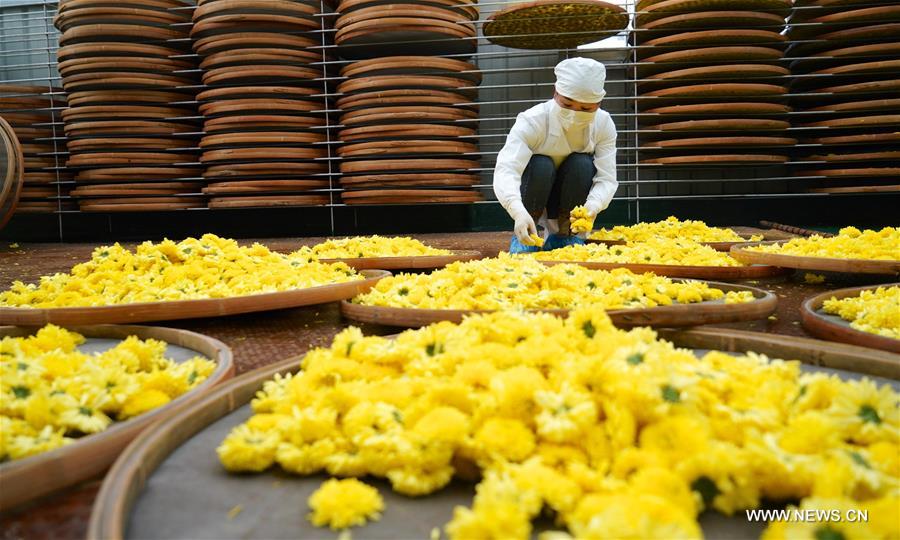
[294,235,451,260]
[354,254,753,310]
[1,325,215,461]
[534,238,744,267]
[216,308,899,539]
[590,216,763,243]
[0,234,360,308]
[747,227,900,261]
[308,478,384,530]
[569,206,594,235]
[822,286,900,340]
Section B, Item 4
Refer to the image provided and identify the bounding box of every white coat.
[492,99,618,235]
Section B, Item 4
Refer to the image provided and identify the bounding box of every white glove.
[584,201,602,220]
[510,204,537,245]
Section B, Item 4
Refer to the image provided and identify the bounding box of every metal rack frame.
[1,0,897,239]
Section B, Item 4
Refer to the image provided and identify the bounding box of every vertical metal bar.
[41,0,65,240]
[319,0,336,235]
[629,0,641,224]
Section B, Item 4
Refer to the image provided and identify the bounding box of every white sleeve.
[493,114,541,217]
[586,114,618,213]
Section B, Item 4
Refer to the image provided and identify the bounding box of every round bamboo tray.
[640,10,785,33]
[730,241,900,275]
[641,28,785,50]
[587,235,757,251]
[0,324,234,511]
[341,280,776,328]
[204,162,329,177]
[0,116,24,229]
[336,5,474,28]
[809,185,900,194]
[646,119,790,132]
[537,259,789,279]
[809,97,900,113]
[801,283,900,353]
[483,0,627,49]
[0,270,389,325]
[337,74,476,97]
[86,327,899,540]
[340,56,479,82]
[636,0,790,25]
[643,101,791,117]
[641,154,789,165]
[339,124,476,142]
[207,195,330,208]
[79,202,205,212]
[342,190,482,204]
[192,33,319,55]
[202,180,329,194]
[641,136,798,149]
[340,158,477,174]
[319,249,481,270]
[340,172,478,187]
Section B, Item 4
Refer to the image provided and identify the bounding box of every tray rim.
[0,269,390,325]
[587,235,755,251]
[536,258,789,279]
[319,249,482,270]
[87,325,900,540]
[0,324,235,511]
[730,240,900,275]
[340,279,778,328]
[801,283,900,354]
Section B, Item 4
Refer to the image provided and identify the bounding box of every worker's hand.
[513,211,538,245]
[584,201,602,220]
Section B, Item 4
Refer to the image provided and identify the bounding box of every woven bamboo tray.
[0,270,389,325]
[86,328,899,540]
[801,283,900,353]
[537,259,789,279]
[0,116,24,229]
[0,324,234,511]
[319,250,482,270]
[341,280,776,328]
[587,235,756,251]
[730,241,900,275]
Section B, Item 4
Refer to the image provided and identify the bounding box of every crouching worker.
[493,57,618,253]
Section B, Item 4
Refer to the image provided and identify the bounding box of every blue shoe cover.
[509,235,541,254]
[543,234,585,251]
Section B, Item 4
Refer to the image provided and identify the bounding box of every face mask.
[552,100,596,129]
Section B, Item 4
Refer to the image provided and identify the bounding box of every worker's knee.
[525,154,556,179]
[559,153,594,181]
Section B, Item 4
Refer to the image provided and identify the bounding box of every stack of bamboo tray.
[192,0,334,209]
[788,0,900,195]
[54,0,204,212]
[0,86,74,214]
[334,0,478,59]
[635,0,793,166]
[336,56,483,205]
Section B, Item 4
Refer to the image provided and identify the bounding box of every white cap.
[554,57,607,103]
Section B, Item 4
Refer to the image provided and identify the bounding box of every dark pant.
[520,153,595,234]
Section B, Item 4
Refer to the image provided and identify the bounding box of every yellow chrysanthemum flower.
[308,478,384,530]
[533,238,744,266]
[748,227,900,261]
[591,216,762,243]
[569,206,594,235]
[0,325,215,462]
[823,286,900,339]
[214,308,899,539]
[354,254,749,310]
[0,234,360,308]
[293,235,451,260]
